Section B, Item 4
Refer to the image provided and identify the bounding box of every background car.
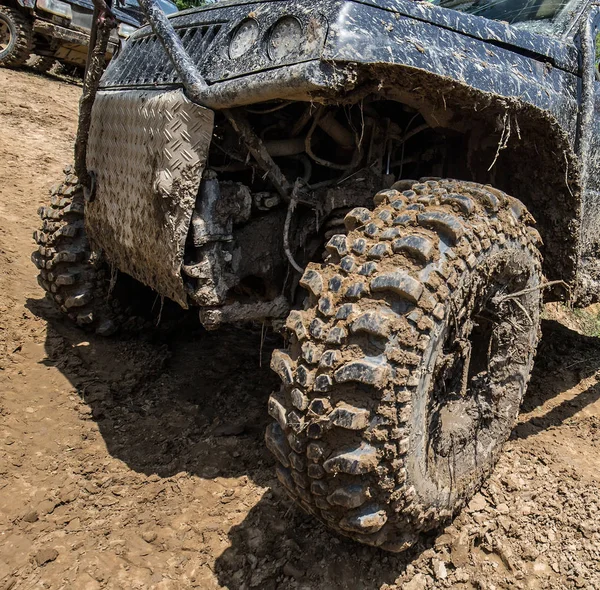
[0,0,177,71]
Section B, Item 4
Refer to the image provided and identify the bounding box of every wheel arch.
[355,66,582,293]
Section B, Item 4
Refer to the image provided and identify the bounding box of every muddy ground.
[1,67,600,590]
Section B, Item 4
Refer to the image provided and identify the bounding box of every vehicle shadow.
[25,294,600,588]
[24,64,83,86]
[26,293,430,588]
[213,493,426,589]
[25,293,280,482]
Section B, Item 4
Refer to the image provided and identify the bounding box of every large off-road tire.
[0,6,33,67]
[32,167,130,335]
[267,179,543,551]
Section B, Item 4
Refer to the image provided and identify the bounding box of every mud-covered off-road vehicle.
[0,0,176,70]
[33,0,600,550]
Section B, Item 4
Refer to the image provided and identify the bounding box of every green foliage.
[573,307,600,338]
[174,0,206,11]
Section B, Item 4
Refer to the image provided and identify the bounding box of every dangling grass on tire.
[267,179,543,551]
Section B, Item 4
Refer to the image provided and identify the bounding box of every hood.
[66,0,144,26]
[353,0,579,73]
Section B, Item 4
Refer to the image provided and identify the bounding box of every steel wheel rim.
[424,248,538,483]
[0,18,12,53]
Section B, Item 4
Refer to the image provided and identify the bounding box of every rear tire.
[267,179,543,551]
[0,6,33,67]
[32,166,137,335]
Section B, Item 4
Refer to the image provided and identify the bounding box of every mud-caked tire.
[32,166,135,335]
[0,6,33,67]
[267,179,543,551]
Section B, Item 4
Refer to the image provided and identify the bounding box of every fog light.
[229,18,259,59]
[268,16,302,61]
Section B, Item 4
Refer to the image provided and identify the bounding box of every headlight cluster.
[36,0,72,20]
[118,23,137,38]
[228,15,304,61]
[268,16,302,61]
[229,18,259,59]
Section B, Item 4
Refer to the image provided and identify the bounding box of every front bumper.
[170,60,351,110]
[33,19,118,57]
[99,0,333,94]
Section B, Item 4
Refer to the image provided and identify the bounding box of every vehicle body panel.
[14,0,35,8]
[88,0,600,305]
[574,6,600,303]
[13,0,140,23]
[354,0,581,71]
[323,1,580,134]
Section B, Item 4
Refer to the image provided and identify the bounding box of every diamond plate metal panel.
[86,89,214,307]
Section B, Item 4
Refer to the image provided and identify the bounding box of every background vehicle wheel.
[267,179,543,551]
[32,166,146,335]
[0,6,33,67]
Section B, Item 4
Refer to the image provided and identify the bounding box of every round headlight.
[268,16,302,61]
[229,19,259,59]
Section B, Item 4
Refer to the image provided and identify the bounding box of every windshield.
[432,0,572,29]
[155,0,178,15]
[120,0,178,15]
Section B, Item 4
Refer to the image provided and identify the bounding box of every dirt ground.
[1,67,600,590]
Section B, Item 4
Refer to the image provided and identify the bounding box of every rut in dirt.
[26,283,600,588]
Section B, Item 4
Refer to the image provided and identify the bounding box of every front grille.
[103,23,223,87]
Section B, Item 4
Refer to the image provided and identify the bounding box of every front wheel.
[32,166,143,335]
[267,179,543,551]
[0,6,33,67]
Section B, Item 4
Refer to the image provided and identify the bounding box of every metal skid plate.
[86,89,214,307]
